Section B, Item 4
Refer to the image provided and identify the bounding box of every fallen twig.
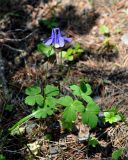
[0,48,9,98]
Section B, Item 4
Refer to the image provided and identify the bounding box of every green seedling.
[61,43,84,61]
[112,148,124,160]
[104,106,121,124]
[99,25,109,34]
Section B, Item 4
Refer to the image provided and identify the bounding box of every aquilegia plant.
[44,28,71,48]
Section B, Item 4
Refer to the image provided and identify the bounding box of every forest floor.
[0,0,128,159]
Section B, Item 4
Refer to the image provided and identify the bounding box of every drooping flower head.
[44,28,71,48]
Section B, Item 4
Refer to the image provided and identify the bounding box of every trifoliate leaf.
[86,103,100,114]
[82,103,100,128]
[45,97,57,108]
[25,86,41,96]
[58,96,73,107]
[44,85,59,97]
[25,96,36,106]
[62,100,84,123]
[61,120,73,130]
[70,83,93,103]
[32,97,58,119]
[25,86,44,106]
[80,82,92,95]
[70,85,81,96]
[82,111,98,128]
[35,95,44,106]
[81,94,94,104]
[32,108,47,118]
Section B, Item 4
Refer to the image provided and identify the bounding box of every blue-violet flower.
[44,28,71,48]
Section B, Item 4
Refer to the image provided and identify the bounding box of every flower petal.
[58,36,64,47]
[44,37,53,46]
[63,36,72,42]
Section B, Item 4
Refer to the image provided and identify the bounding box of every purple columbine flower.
[44,28,71,48]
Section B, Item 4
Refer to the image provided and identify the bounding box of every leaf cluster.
[39,19,58,29]
[104,106,121,124]
[62,43,84,61]
[10,82,101,131]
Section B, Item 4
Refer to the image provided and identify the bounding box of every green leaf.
[80,82,92,95]
[25,96,36,106]
[82,111,98,128]
[74,43,80,50]
[0,154,6,160]
[25,86,44,106]
[70,85,81,96]
[61,120,73,130]
[88,137,99,147]
[77,48,84,53]
[58,96,73,107]
[68,55,74,61]
[32,107,48,119]
[112,148,124,160]
[82,103,100,128]
[61,51,67,58]
[44,85,59,97]
[37,43,55,57]
[70,83,93,102]
[25,86,41,96]
[99,25,109,34]
[35,95,44,106]
[62,100,84,123]
[33,97,57,118]
[81,94,94,104]
[104,112,121,124]
[45,97,57,108]
[86,103,100,114]
[67,48,73,55]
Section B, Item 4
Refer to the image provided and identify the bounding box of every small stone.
[121,33,128,45]
[49,144,59,155]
